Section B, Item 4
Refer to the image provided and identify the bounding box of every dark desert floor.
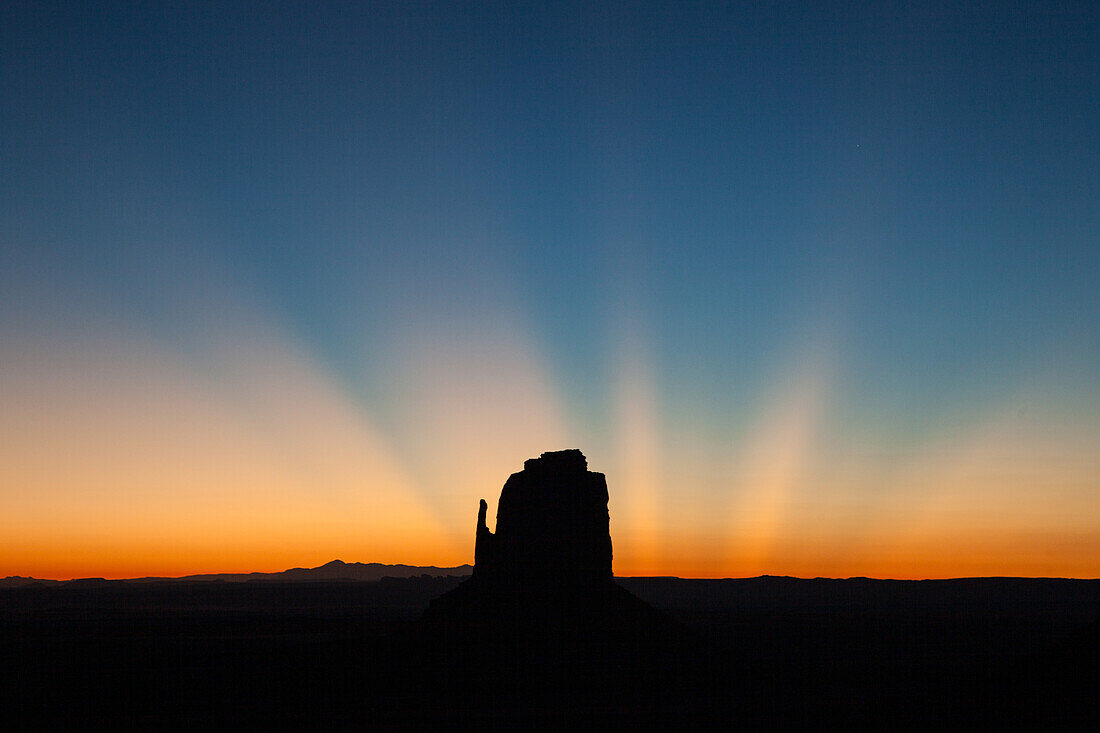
[2,575,1097,729]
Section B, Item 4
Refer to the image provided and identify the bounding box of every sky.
[2,1,1098,580]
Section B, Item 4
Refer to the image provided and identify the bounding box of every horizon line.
[5,558,1098,584]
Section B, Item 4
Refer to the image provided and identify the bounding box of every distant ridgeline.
[0,560,472,587]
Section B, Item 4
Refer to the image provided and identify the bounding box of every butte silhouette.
[409,450,698,724]
[425,449,662,624]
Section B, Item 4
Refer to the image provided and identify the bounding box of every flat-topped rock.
[415,450,689,723]
[475,449,612,585]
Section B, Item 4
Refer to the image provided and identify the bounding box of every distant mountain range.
[0,559,473,587]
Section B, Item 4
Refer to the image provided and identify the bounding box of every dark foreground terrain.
[2,576,1097,729]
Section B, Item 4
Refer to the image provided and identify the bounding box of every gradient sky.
[2,1,1098,579]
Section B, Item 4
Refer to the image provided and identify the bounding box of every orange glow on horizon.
[3,323,1098,582]
[610,527,1100,580]
[7,528,1099,581]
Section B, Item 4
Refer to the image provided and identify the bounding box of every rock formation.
[422,448,675,631]
[473,448,612,585]
[408,450,701,724]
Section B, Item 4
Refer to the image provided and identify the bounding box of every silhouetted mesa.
[416,450,694,723]
[430,448,628,616]
[473,448,612,585]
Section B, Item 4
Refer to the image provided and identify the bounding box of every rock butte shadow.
[404,450,707,723]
